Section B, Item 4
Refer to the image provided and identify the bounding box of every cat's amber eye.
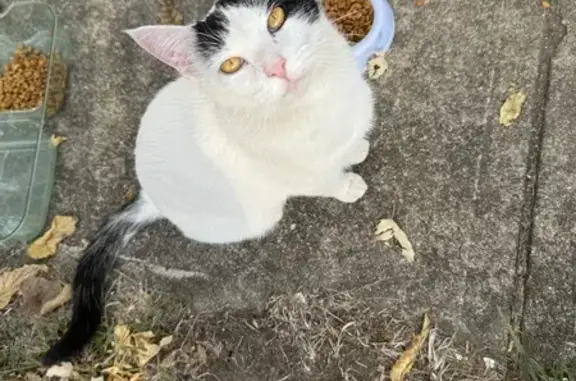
[267,6,286,33]
[220,57,244,74]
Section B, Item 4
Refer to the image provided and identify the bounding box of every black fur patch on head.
[216,0,319,22]
[267,0,319,22]
[217,0,255,8]
[193,0,319,58]
[193,10,229,58]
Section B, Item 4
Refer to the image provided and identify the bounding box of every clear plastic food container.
[352,0,395,71]
[0,0,71,245]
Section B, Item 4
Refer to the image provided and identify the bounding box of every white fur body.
[131,10,375,244]
[44,2,378,365]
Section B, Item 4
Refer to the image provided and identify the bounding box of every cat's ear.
[125,25,195,74]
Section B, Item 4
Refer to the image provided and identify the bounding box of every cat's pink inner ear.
[125,25,193,74]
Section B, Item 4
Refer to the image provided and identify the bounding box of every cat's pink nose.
[264,57,287,79]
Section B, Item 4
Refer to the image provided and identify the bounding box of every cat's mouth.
[267,75,298,93]
[282,77,297,91]
[278,73,304,92]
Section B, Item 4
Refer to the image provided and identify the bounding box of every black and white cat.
[43,0,374,365]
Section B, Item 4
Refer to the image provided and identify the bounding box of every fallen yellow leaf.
[28,215,78,259]
[50,134,68,147]
[542,0,551,8]
[132,331,160,367]
[132,331,155,341]
[40,283,72,315]
[114,324,133,357]
[375,219,416,262]
[390,313,431,381]
[108,325,169,378]
[136,341,160,367]
[0,265,48,309]
[499,90,526,127]
[103,366,140,381]
[368,52,388,80]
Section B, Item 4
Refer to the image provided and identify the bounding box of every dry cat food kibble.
[0,45,67,116]
[324,0,374,43]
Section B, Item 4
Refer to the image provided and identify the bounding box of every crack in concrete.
[508,8,567,373]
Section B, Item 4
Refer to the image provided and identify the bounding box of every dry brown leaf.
[368,52,388,80]
[132,330,155,340]
[133,331,160,367]
[40,283,72,315]
[499,90,526,127]
[114,324,133,348]
[415,0,429,5]
[390,313,431,381]
[18,276,61,313]
[28,215,78,259]
[159,335,174,348]
[109,324,168,378]
[50,134,68,147]
[137,342,160,367]
[375,219,416,262]
[0,265,48,309]
[45,362,74,380]
[103,366,141,381]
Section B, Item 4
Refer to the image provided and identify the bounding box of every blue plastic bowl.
[351,0,395,72]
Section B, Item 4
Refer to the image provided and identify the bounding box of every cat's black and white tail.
[42,194,160,366]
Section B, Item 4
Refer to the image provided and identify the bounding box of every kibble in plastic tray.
[0,0,71,245]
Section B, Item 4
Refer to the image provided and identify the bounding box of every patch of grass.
[0,306,69,377]
[0,282,512,381]
[505,319,576,381]
[146,289,500,381]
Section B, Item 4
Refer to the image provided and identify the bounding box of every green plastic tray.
[0,1,71,246]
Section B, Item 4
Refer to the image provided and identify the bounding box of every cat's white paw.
[335,173,367,203]
[348,139,370,165]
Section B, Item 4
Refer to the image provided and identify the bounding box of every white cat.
[43,0,374,365]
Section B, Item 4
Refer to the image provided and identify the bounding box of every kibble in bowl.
[324,0,395,71]
[0,45,68,116]
[324,0,374,43]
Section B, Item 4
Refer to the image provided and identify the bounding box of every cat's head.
[126,0,346,106]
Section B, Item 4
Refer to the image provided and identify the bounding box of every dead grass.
[0,278,508,381]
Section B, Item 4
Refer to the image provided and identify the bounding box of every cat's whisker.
[195,31,223,45]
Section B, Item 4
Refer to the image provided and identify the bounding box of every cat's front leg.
[345,139,370,166]
[295,172,367,203]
